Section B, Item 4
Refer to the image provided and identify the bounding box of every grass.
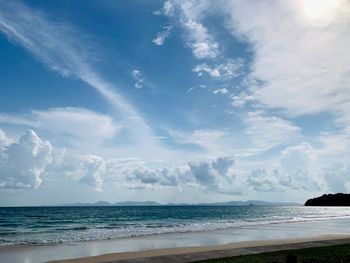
[195,243,350,263]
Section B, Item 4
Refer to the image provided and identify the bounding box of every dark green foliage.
[305,193,350,206]
[195,243,350,263]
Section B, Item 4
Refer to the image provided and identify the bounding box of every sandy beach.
[47,234,350,263]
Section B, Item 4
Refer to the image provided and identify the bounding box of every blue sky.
[0,0,350,205]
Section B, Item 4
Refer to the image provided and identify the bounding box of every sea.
[1,205,350,247]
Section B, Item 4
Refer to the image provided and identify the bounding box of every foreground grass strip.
[195,243,350,263]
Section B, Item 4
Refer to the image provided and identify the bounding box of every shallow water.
[1,217,350,263]
[1,206,350,246]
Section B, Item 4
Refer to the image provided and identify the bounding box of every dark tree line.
[305,193,350,206]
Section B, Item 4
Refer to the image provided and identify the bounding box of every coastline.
[47,234,350,263]
[2,217,350,263]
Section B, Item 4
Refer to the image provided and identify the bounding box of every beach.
[47,234,350,263]
[1,217,350,263]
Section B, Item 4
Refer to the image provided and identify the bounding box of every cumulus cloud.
[152,25,172,46]
[56,154,181,191]
[69,155,105,191]
[212,156,234,176]
[248,168,281,192]
[0,128,338,196]
[323,163,350,193]
[0,129,52,189]
[117,156,239,194]
[0,129,10,150]
[247,167,321,193]
[126,167,179,187]
[188,156,239,194]
[245,143,325,193]
[57,152,239,194]
[189,162,216,185]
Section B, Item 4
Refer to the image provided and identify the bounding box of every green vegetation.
[195,243,350,263]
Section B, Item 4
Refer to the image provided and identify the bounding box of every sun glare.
[303,0,339,20]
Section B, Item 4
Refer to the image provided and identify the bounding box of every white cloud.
[184,20,219,59]
[159,0,219,59]
[323,163,350,193]
[153,25,172,46]
[193,64,220,77]
[244,142,325,193]
[231,92,255,107]
[1,129,344,197]
[132,69,144,89]
[0,0,156,148]
[34,108,119,140]
[224,0,350,122]
[247,168,281,192]
[188,161,216,185]
[134,83,143,89]
[213,88,228,94]
[244,111,301,152]
[154,1,175,16]
[212,156,234,176]
[168,129,231,154]
[0,108,121,147]
[193,59,244,80]
[0,129,52,189]
[62,154,105,191]
[0,129,10,150]
[188,156,240,194]
[127,167,179,187]
[186,87,196,93]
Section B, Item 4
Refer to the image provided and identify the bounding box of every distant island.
[58,200,301,207]
[305,193,350,206]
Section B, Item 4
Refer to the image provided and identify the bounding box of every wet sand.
[47,234,350,263]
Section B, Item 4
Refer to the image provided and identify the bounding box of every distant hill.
[59,200,301,207]
[305,193,350,206]
[60,201,164,206]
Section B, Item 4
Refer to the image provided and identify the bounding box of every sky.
[0,0,350,206]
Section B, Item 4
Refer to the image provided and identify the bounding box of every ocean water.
[1,206,350,246]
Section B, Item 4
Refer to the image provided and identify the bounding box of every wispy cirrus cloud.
[157,0,219,59]
[224,0,350,121]
[243,111,301,153]
[0,0,155,147]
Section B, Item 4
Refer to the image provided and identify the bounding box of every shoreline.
[2,217,350,263]
[47,234,350,263]
[3,214,350,249]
